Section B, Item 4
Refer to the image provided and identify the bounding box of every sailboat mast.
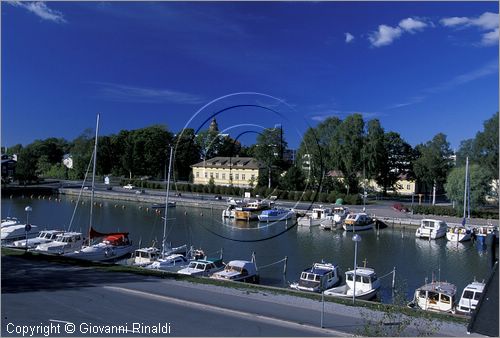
[463,157,469,221]
[89,113,100,242]
[162,146,174,257]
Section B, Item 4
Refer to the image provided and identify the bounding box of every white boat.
[12,229,64,249]
[408,281,457,313]
[177,258,225,277]
[343,213,374,232]
[151,202,176,209]
[1,224,39,242]
[34,232,85,254]
[146,254,190,272]
[133,244,187,266]
[65,231,133,262]
[222,205,236,219]
[475,225,498,245]
[290,262,340,292]
[211,260,259,283]
[1,217,22,228]
[321,206,350,230]
[324,267,380,300]
[415,219,447,239]
[257,208,294,222]
[457,280,485,314]
[298,207,333,227]
[446,226,472,242]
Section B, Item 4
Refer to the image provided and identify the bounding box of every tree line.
[4,112,498,209]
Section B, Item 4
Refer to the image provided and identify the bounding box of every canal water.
[2,195,494,303]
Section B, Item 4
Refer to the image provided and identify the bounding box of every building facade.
[191,157,264,188]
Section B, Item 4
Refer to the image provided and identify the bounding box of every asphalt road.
[2,255,476,337]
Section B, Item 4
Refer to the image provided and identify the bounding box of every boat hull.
[65,244,134,262]
[343,222,374,232]
[324,284,378,300]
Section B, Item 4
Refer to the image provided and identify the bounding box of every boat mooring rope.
[257,257,287,270]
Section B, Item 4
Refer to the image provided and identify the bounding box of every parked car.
[392,203,409,212]
[214,195,222,200]
[123,184,134,190]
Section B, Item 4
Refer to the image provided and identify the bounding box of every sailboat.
[446,157,472,242]
[135,147,199,270]
[65,114,134,262]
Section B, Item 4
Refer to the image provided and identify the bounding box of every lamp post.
[24,206,32,250]
[352,233,362,304]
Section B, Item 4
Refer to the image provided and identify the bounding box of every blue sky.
[2,1,498,151]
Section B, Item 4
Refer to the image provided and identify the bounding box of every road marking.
[103,285,351,336]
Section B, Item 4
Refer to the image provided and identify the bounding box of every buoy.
[30,195,34,199]
[114,204,118,208]
[200,212,203,216]
[139,206,142,210]
[146,208,149,212]
[48,197,51,200]
[184,211,187,215]
[122,205,125,209]
[10,195,13,199]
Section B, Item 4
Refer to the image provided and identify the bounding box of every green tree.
[173,128,201,181]
[363,119,385,180]
[5,144,23,157]
[376,132,415,195]
[253,127,288,188]
[330,114,365,195]
[15,146,38,183]
[474,112,498,181]
[278,165,306,191]
[68,129,94,180]
[195,129,222,160]
[413,133,453,203]
[445,164,491,212]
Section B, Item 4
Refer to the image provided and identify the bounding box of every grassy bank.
[1,247,468,325]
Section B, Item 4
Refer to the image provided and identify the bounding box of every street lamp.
[352,233,362,304]
[24,206,32,250]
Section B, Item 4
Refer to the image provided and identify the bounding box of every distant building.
[63,154,73,169]
[1,154,17,182]
[283,148,296,164]
[191,157,265,188]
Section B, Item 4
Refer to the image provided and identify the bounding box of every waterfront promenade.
[1,254,479,337]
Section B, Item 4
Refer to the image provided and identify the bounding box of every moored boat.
[1,223,39,242]
[211,260,259,283]
[408,281,457,313]
[321,206,350,230]
[343,213,374,232]
[290,262,340,292]
[298,206,333,227]
[1,217,22,228]
[34,232,85,254]
[456,280,485,314]
[257,208,294,222]
[64,230,134,262]
[177,258,225,277]
[12,229,65,249]
[446,226,472,242]
[415,219,447,239]
[324,267,380,300]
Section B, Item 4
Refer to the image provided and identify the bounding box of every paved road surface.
[2,255,477,337]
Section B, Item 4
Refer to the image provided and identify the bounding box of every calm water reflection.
[2,196,493,303]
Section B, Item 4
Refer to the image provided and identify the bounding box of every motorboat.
[177,258,225,277]
[298,206,333,227]
[408,281,457,313]
[12,229,65,249]
[211,260,259,283]
[222,204,236,219]
[65,231,134,262]
[146,254,190,272]
[1,224,39,242]
[343,213,374,232]
[415,219,447,239]
[321,206,349,230]
[133,244,187,267]
[324,267,380,300]
[446,225,472,242]
[1,217,22,228]
[457,280,485,314]
[257,208,294,222]
[474,225,499,245]
[34,232,85,254]
[290,262,340,292]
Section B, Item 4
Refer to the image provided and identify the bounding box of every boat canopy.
[90,227,129,240]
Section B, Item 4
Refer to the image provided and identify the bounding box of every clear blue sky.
[2,1,498,151]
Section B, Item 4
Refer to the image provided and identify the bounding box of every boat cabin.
[178,258,225,277]
[345,267,380,293]
[292,263,339,292]
[134,247,161,265]
[458,281,485,314]
[415,219,448,239]
[412,281,457,313]
[311,207,333,220]
[211,260,259,283]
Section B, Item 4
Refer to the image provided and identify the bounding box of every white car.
[123,184,134,190]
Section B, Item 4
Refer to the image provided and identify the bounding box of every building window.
[251,174,255,180]
[216,173,219,179]
[229,174,233,180]
[204,172,207,178]
[235,174,239,180]
[210,173,213,178]
[196,172,199,178]
[222,173,225,180]
[407,184,410,190]
[242,174,245,180]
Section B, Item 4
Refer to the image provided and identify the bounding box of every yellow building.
[191,157,264,188]
[328,170,416,196]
